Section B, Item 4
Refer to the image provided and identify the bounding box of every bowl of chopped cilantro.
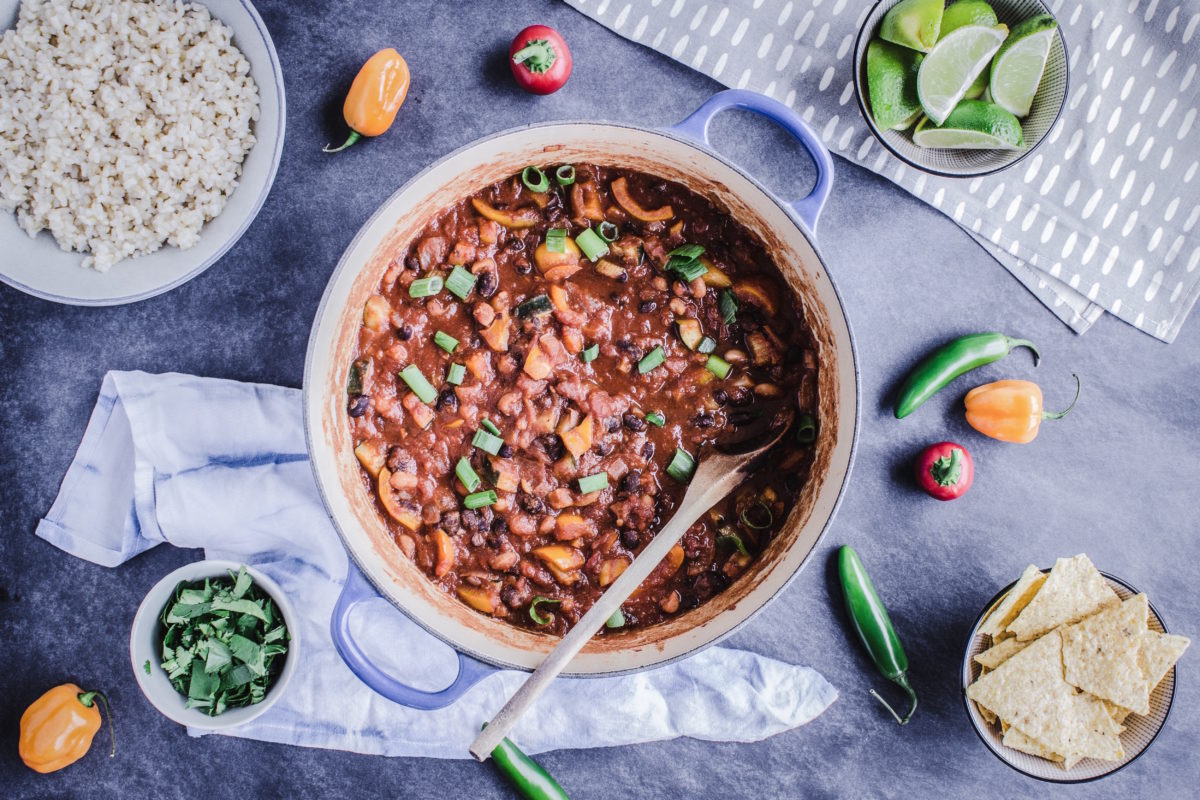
[130,560,298,729]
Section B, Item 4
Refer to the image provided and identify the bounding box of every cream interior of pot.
[305,122,857,674]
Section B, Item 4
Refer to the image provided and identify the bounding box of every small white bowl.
[130,559,299,730]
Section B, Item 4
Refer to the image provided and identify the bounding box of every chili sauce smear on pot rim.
[346,164,819,635]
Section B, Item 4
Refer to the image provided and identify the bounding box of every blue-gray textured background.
[1,1,1197,797]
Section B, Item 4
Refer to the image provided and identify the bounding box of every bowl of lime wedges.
[853,0,1068,178]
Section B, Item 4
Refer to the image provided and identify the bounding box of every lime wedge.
[990,14,1058,117]
[964,71,988,99]
[940,0,999,37]
[867,39,925,130]
[913,100,1025,149]
[917,24,1009,125]
[879,0,944,53]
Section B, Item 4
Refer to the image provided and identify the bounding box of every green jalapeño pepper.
[838,545,917,725]
[894,333,1040,419]
[485,725,570,800]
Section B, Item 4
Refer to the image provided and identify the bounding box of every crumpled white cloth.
[36,371,837,758]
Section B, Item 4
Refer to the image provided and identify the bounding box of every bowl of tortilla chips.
[962,554,1190,781]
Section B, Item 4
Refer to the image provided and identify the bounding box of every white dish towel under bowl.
[35,370,837,758]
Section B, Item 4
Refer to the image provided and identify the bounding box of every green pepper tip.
[323,130,361,153]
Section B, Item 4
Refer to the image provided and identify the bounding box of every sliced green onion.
[673,259,709,282]
[581,344,599,363]
[515,294,553,318]
[638,346,665,374]
[666,243,705,260]
[706,354,732,379]
[740,500,773,530]
[446,363,466,385]
[472,429,503,455]
[666,447,696,483]
[522,166,550,193]
[697,336,718,354]
[555,165,576,186]
[445,265,477,300]
[796,412,817,444]
[717,528,750,556]
[545,227,567,253]
[577,472,609,494]
[575,228,609,261]
[399,365,437,405]
[464,489,499,509]
[645,411,666,427]
[434,330,459,354]
[719,289,738,324]
[665,243,708,282]
[455,458,481,492]
[481,418,502,437]
[529,596,562,625]
[597,221,619,242]
[605,609,626,629]
[409,276,443,298]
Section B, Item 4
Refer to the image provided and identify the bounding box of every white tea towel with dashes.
[567,0,1200,342]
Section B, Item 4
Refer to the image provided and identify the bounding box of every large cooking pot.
[304,90,859,709]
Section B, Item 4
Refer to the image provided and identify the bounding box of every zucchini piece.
[746,331,779,366]
[675,318,704,350]
[594,259,625,279]
[515,294,554,318]
[347,358,372,395]
[699,257,733,288]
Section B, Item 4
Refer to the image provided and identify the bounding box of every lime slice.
[913,100,1025,149]
[867,39,925,130]
[990,14,1058,117]
[940,0,999,37]
[879,0,944,53]
[917,24,1009,125]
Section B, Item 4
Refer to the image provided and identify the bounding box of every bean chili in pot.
[347,164,819,635]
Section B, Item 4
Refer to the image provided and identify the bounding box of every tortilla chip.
[975,636,1031,670]
[1139,630,1190,691]
[1007,554,1120,641]
[977,701,998,725]
[967,630,1124,763]
[1003,725,1064,763]
[1105,701,1132,725]
[979,564,1046,638]
[1061,594,1151,714]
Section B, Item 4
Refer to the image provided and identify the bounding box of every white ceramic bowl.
[130,559,299,730]
[0,0,286,305]
[961,571,1177,783]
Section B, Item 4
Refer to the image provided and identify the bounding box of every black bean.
[478,272,498,297]
[515,257,532,275]
[486,534,502,549]
[539,434,565,461]
[596,441,613,456]
[606,417,621,433]
[641,441,655,461]
[621,470,641,494]
[694,412,716,428]
[470,532,486,548]
[616,271,629,283]
[679,592,701,611]
[347,395,370,417]
[730,388,754,407]
[518,494,545,514]
[491,517,508,534]
[440,511,461,532]
[638,300,656,314]
[620,529,640,549]
[396,325,413,341]
[386,446,417,473]
[713,389,729,406]
[623,413,647,432]
[692,574,714,597]
[501,585,522,608]
[436,389,458,411]
[498,443,514,458]
[616,339,641,360]
[505,237,526,253]
[404,255,420,271]
[462,509,486,532]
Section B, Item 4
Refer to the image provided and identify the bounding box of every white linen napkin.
[36,370,837,758]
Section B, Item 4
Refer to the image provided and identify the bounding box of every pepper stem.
[1042,373,1081,420]
[1006,337,1041,367]
[78,690,116,758]
[511,40,557,73]
[869,673,918,726]
[323,130,361,153]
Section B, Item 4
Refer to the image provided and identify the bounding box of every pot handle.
[668,89,834,234]
[330,562,494,710]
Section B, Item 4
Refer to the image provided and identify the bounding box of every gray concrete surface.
[1,1,1197,798]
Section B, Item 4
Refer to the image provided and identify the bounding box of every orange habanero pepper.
[324,48,411,153]
[19,684,114,773]
[964,374,1081,443]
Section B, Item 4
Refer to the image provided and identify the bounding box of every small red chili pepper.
[915,442,974,501]
[509,25,572,95]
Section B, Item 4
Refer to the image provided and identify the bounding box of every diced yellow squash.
[480,312,510,352]
[599,557,630,587]
[554,514,594,540]
[354,441,386,477]
[378,468,421,530]
[675,318,704,350]
[593,259,625,279]
[549,284,571,313]
[560,414,593,459]
[523,341,553,380]
[746,331,779,366]
[733,278,779,316]
[471,198,539,229]
[700,258,733,288]
[363,295,391,330]
[534,545,585,585]
[534,237,582,280]
[433,529,455,578]
[666,543,685,574]
[490,457,520,493]
[611,177,673,222]
[456,585,497,614]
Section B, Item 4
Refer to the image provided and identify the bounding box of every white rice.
[0,0,260,271]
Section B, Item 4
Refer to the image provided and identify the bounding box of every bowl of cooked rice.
[0,0,285,305]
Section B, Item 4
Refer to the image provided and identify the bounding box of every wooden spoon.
[469,407,795,760]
